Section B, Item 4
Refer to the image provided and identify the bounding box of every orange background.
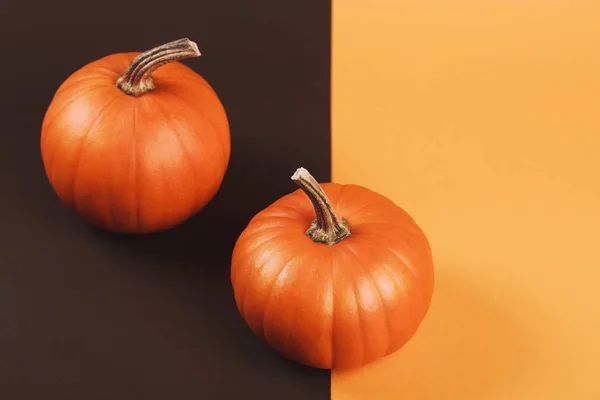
[331,1,600,399]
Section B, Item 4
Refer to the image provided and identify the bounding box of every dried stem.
[291,167,351,245]
[116,38,200,97]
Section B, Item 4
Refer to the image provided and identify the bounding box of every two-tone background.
[1,1,599,399]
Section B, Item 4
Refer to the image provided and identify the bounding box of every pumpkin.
[40,38,230,234]
[230,168,435,369]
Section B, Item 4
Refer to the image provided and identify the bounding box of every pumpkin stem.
[116,38,201,97]
[291,167,351,246]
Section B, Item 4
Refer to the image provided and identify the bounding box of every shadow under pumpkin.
[88,179,331,379]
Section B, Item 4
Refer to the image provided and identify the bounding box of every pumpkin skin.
[231,169,435,369]
[40,38,230,234]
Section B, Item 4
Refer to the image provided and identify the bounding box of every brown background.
[0,0,331,399]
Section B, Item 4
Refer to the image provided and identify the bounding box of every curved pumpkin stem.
[291,167,351,246]
[116,38,201,97]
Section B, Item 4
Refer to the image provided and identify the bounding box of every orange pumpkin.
[41,38,230,234]
[231,168,435,369]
